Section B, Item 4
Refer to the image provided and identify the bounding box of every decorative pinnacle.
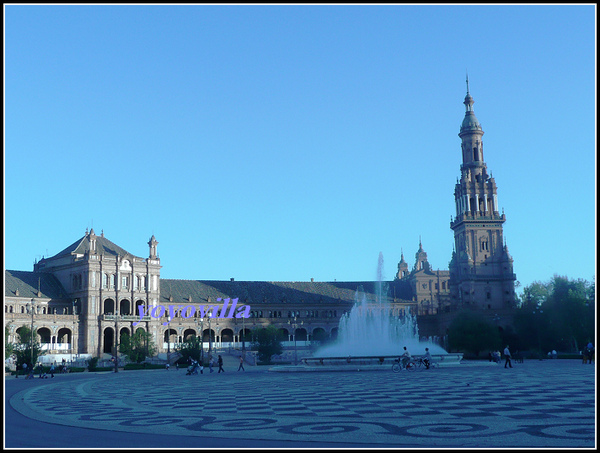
[466,72,470,95]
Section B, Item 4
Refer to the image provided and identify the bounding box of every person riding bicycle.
[400,346,411,369]
[423,347,432,369]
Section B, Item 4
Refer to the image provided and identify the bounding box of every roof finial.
[466,71,470,95]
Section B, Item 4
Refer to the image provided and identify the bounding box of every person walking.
[50,363,55,378]
[503,345,513,368]
[586,342,594,365]
[238,355,245,372]
[217,355,225,373]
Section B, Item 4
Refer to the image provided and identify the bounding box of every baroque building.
[4,83,516,361]
[448,80,517,309]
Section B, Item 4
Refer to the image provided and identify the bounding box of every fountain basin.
[268,353,463,372]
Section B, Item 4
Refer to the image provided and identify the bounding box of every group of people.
[174,354,242,374]
[18,359,69,379]
[399,346,434,369]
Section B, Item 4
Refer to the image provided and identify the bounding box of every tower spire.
[466,71,470,95]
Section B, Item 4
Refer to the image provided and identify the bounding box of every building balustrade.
[40,343,71,351]
[4,312,77,320]
[102,314,151,322]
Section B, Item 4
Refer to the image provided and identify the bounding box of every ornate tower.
[449,78,516,309]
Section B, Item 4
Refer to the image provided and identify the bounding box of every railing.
[40,343,71,351]
[103,314,151,322]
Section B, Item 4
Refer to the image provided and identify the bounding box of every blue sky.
[5,5,596,295]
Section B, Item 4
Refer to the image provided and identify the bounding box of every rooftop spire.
[466,71,470,95]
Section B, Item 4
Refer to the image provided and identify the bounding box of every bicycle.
[392,357,417,372]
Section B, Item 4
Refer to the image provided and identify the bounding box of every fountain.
[270,253,462,372]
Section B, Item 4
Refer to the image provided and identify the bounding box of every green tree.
[119,329,156,363]
[12,326,45,369]
[515,276,594,354]
[175,335,204,364]
[447,311,502,356]
[5,324,14,359]
[251,326,284,364]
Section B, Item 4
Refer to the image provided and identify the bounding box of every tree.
[175,335,204,364]
[119,329,156,363]
[12,326,45,369]
[447,311,502,356]
[250,326,284,364]
[515,276,595,353]
[5,324,14,359]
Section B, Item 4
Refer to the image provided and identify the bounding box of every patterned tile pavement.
[7,359,596,448]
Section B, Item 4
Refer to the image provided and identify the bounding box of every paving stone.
[7,359,596,447]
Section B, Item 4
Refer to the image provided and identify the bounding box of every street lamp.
[288,316,303,365]
[198,317,204,362]
[114,314,120,373]
[29,298,35,370]
[71,299,76,365]
[241,315,246,354]
[207,313,213,357]
[166,315,172,365]
[533,309,543,357]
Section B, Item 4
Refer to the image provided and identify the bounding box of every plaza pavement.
[5,357,596,449]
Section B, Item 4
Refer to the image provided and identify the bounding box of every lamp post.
[198,317,204,362]
[167,315,172,365]
[30,298,35,370]
[241,315,246,354]
[71,299,76,365]
[288,316,303,365]
[208,313,213,357]
[533,309,543,357]
[114,314,120,373]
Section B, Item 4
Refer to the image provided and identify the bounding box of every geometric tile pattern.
[10,360,596,447]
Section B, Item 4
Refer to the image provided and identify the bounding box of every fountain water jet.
[314,252,447,358]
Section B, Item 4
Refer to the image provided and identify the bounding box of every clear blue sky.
[5,5,596,295]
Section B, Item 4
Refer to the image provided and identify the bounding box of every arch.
[119,326,130,343]
[57,327,71,344]
[183,328,197,341]
[135,300,145,316]
[220,328,234,343]
[103,299,115,315]
[330,327,338,340]
[38,327,52,343]
[202,329,215,342]
[312,327,327,342]
[295,328,308,341]
[239,328,252,343]
[163,328,177,343]
[120,299,131,316]
[103,327,115,354]
[276,327,289,340]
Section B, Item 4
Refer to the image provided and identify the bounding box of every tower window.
[473,147,479,161]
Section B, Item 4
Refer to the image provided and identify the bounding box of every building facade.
[448,80,517,309]
[4,84,516,361]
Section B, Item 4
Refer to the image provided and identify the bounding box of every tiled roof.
[48,234,140,260]
[4,270,68,300]
[159,279,415,306]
